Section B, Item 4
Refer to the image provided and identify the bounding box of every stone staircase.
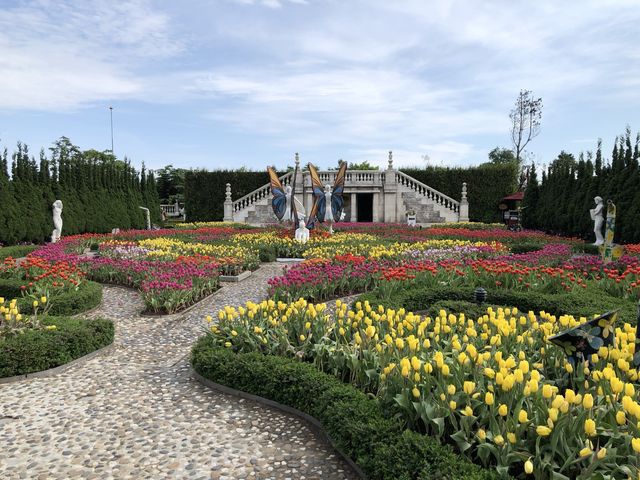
[401,191,446,223]
[245,203,277,225]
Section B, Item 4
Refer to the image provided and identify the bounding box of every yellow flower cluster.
[175,221,247,229]
[367,240,506,259]
[209,299,640,477]
[138,238,254,262]
[0,297,22,323]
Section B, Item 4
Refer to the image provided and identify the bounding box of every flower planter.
[219,270,252,283]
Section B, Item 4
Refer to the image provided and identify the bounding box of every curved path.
[0,264,358,480]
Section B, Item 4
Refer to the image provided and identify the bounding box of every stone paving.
[0,264,358,480]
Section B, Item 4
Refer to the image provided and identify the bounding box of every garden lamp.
[474,287,487,305]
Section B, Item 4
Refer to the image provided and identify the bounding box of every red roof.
[501,192,524,201]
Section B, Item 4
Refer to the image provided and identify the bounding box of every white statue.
[323,184,336,234]
[51,200,63,243]
[139,206,151,230]
[590,196,605,246]
[294,219,310,244]
[284,185,305,222]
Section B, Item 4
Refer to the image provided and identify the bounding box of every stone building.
[224,152,469,225]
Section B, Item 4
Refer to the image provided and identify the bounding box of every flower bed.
[204,298,640,479]
[269,246,640,305]
[191,337,498,480]
[0,297,113,378]
[85,256,220,314]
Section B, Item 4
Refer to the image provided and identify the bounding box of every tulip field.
[2,222,640,478]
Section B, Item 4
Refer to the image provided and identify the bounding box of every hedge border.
[0,342,114,384]
[0,316,114,379]
[1,280,103,317]
[191,337,500,480]
[0,245,38,260]
[191,368,366,479]
[356,285,638,324]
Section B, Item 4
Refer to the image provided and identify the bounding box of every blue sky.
[0,0,639,172]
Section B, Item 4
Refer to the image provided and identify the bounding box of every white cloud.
[0,0,179,111]
[1,0,639,167]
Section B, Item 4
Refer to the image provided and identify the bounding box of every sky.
[0,0,639,172]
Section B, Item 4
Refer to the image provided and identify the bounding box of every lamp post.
[109,106,114,156]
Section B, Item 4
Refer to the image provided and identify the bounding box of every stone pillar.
[223,183,234,221]
[372,192,380,222]
[294,153,303,195]
[383,150,398,222]
[459,182,469,222]
[350,193,357,222]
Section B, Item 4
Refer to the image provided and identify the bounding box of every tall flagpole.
[109,106,114,156]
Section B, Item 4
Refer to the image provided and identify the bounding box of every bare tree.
[510,90,543,165]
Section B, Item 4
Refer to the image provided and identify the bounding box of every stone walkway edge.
[191,369,366,479]
[0,343,115,385]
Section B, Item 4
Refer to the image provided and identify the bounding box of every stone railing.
[396,171,460,214]
[160,204,183,218]
[308,170,385,187]
[232,171,294,214]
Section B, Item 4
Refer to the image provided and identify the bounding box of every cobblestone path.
[0,264,358,480]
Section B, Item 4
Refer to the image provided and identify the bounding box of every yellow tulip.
[412,387,420,398]
[524,459,533,474]
[632,438,640,453]
[542,384,553,399]
[507,432,516,444]
[536,425,552,436]
[463,381,475,395]
[582,393,594,409]
[485,392,495,406]
[579,447,592,457]
[518,409,529,424]
[584,419,596,437]
[616,411,626,425]
[498,404,508,417]
[596,448,606,460]
[477,429,487,441]
[494,435,504,446]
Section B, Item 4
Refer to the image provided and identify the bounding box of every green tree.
[348,160,379,171]
[487,147,517,165]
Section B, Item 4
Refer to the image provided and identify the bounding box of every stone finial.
[461,182,467,200]
[388,151,393,170]
[225,183,232,201]
[295,152,300,168]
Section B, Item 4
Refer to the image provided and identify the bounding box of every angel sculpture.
[307,161,347,234]
[267,167,305,224]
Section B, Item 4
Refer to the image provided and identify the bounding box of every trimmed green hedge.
[400,164,518,223]
[0,316,114,378]
[184,170,285,221]
[191,336,499,480]
[0,245,38,260]
[0,277,24,299]
[4,280,103,316]
[357,285,637,323]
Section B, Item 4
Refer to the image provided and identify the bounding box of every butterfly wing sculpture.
[330,161,347,221]
[548,310,618,367]
[289,162,300,230]
[307,161,347,230]
[268,167,287,221]
[306,163,326,229]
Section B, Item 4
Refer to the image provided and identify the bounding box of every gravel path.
[0,264,358,480]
